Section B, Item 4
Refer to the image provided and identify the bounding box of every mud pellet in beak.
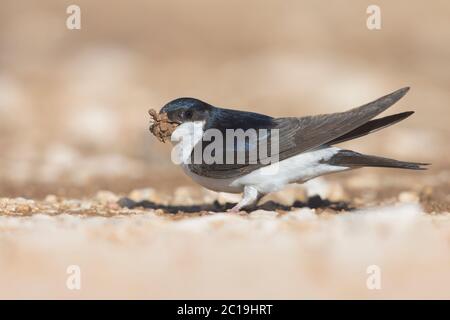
[148,109,178,143]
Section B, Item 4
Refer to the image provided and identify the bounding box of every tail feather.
[329,111,414,145]
[326,150,429,170]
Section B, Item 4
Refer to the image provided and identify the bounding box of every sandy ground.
[0,170,449,299]
[0,1,449,299]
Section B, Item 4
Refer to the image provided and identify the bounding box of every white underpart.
[231,146,349,194]
[169,121,350,208]
[183,146,349,194]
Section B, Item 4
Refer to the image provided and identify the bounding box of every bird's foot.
[226,186,262,213]
[226,203,258,213]
[227,205,242,213]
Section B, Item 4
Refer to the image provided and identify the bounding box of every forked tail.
[326,150,429,170]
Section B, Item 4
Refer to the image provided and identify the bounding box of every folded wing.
[189,87,411,179]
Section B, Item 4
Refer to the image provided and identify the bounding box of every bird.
[155,87,428,212]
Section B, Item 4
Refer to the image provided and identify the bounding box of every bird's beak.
[148,109,180,143]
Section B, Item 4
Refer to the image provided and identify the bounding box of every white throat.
[170,121,205,164]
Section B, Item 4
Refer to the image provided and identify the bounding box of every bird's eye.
[184,110,193,119]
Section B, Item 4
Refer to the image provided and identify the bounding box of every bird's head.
[160,97,211,124]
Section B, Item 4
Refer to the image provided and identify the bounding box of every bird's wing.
[268,87,410,162]
[326,111,414,145]
[188,87,410,179]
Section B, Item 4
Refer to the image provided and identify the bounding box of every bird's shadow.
[118,195,353,214]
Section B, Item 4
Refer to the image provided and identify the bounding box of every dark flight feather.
[328,111,414,145]
[267,87,410,163]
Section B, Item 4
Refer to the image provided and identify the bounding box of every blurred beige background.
[0,0,448,198]
[0,0,449,300]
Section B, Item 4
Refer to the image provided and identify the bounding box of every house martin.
[152,87,428,212]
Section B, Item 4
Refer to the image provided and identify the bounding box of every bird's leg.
[228,186,263,213]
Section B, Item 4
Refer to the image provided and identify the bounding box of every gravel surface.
[0,171,448,299]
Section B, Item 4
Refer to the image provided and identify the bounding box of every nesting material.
[148,109,178,142]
